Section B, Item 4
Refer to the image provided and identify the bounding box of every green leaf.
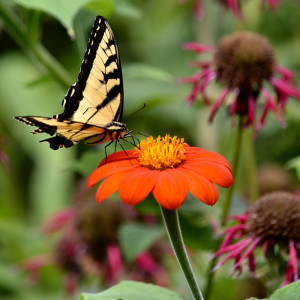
[287,155,300,181]
[84,0,114,18]
[114,0,142,19]
[0,264,24,294]
[180,212,214,251]
[71,148,104,177]
[80,281,183,300]
[0,52,74,219]
[119,223,165,262]
[13,0,114,36]
[247,281,300,300]
[123,63,173,82]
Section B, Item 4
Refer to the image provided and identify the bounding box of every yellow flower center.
[135,135,187,170]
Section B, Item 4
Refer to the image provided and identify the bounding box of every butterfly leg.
[123,131,141,148]
[104,140,114,164]
[121,136,139,149]
[117,139,133,166]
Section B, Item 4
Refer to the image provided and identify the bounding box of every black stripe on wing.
[57,16,124,123]
[14,116,57,135]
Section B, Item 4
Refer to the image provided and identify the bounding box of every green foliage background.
[1,0,300,299]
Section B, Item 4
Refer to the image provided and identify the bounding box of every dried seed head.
[258,164,292,195]
[55,237,83,274]
[77,201,128,261]
[248,191,300,241]
[214,32,275,92]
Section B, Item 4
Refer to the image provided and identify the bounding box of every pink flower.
[130,250,169,287]
[212,191,300,286]
[180,0,204,19]
[181,0,284,19]
[21,198,170,293]
[179,32,300,131]
[0,136,10,169]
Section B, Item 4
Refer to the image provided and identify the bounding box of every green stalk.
[30,43,73,88]
[0,4,72,88]
[244,128,258,204]
[220,117,243,226]
[160,206,204,300]
[204,117,244,299]
[0,4,29,48]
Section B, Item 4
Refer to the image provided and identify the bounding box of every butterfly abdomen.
[84,121,127,145]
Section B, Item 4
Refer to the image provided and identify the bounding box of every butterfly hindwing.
[15,116,113,150]
[14,16,127,150]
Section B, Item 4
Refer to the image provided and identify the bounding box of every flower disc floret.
[136,135,187,170]
[248,191,300,240]
[214,32,275,90]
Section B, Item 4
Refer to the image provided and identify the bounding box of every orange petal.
[119,168,159,206]
[152,169,188,210]
[181,162,233,187]
[179,169,219,206]
[95,170,133,203]
[186,158,232,173]
[98,150,137,167]
[186,148,231,167]
[87,160,139,187]
[184,146,206,156]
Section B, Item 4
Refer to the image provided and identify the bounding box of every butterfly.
[15,16,135,151]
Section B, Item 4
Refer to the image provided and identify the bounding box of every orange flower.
[87,135,233,210]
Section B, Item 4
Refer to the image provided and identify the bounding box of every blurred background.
[1,0,300,299]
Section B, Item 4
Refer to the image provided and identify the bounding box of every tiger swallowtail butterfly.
[15,16,132,150]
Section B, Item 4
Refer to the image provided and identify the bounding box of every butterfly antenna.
[126,103,146,120]
[132,130,149,138]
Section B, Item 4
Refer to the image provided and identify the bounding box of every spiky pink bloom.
[179,32,300,131]
[181,0,284,19]
[180,0,204,19]
[0,136,10,169]
[213,192,300,286]
[21,201,170,293]
[130,251,169,287]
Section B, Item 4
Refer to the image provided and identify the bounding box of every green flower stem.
[203,239,221,300]
[0,4,72,89]
[160,206,204,300]
[31,43,73,88]
[204,117,244,300]
[221,117,244,226]
[244,128,259,204]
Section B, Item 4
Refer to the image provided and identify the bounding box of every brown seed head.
[258,164,292,195]
[248,191,300,241]
[77,201,128,261]
[214,31,275,91]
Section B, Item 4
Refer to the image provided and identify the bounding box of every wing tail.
[40,136,74,150]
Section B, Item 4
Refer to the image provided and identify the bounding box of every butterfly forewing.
[62,16,124,125]
[14,16,126,150]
